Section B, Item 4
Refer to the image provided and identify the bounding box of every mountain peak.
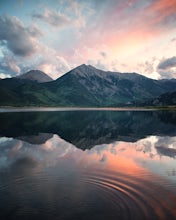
[16,70,53,83]
[69,64,105,78]
[76,64,91,69]
[76,64,97,70]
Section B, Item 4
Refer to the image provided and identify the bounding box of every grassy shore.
[145,106,176,110]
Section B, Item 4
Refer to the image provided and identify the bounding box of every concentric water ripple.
[82,169,176,220]
[1,162,176,220]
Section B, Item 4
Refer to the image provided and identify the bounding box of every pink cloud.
[71,0,175,64]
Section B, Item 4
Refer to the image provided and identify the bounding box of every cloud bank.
[0,15,42,57]
[0,0,175,79]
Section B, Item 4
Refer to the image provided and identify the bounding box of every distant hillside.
[16,70,53,83]
[0,64,176,107]
[143,91,176,106]
[0,78,56,106]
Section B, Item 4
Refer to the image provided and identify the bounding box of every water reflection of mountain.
[17,133,53,145]
[0,110,176,149]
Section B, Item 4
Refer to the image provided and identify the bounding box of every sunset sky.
[0,0,176,79]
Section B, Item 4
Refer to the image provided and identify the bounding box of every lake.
[0,109,176,220]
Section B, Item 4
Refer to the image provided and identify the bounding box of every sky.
[0,0,176,80]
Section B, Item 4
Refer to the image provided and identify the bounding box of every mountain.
[0,64,176,107]
[17,133,53,145]
[45,64,176,106]
[16,70,53,83]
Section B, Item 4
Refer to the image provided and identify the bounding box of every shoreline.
[0,106,175,113]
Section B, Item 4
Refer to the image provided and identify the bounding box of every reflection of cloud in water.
[1,134,176,220]
[135,136,176,158]
[135,136,159,156]
[39,134,76,155]
[156,136,176,149]
[0,135,176,158]
[0,135,176,181]
[99,154,107,163]
[0,137,13,144]
[0,135,77,168]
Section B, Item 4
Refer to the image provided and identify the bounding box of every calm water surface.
[0,110,176,220]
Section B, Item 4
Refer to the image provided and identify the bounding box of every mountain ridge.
[50,64,175,106]
[0,64,176,107]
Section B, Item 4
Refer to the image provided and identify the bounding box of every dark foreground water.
[0,110,176,220]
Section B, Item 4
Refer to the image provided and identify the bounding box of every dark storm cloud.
[0,15,42,57]
[158,56,176,70]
